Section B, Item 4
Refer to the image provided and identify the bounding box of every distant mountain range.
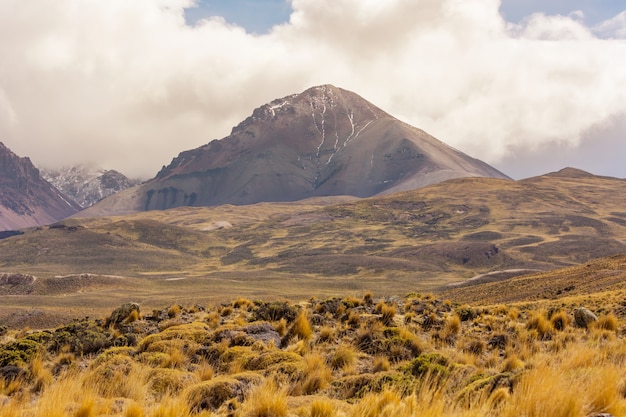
[41,165,140,208]
[0,142,81,230]
[81,85,509,216]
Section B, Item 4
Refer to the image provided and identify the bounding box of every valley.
[1,167,625,329]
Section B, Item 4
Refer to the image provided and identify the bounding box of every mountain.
[0,142,81,231]
[42,165,141,208]
[81,85,509,215]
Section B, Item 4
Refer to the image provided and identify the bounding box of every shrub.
[0,339,41,366]
[52,320,120,355]
[404,353,450,378]
[254,302,298,323]
[85,354,139,398]
[147,368,198,395]
[185,376,246,412]
[245,351,302,371]
[456,305,477,322]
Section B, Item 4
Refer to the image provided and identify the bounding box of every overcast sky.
[0,0,624,180]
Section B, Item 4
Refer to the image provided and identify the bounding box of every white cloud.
[0,0,624,179]
[594,11,626,39]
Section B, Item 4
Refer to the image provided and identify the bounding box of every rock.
[107,303,140,326]
[0,365,24,381]
[574,307,598,328]
[242,323,281,347]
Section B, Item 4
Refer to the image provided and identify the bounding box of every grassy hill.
[0,168,625,326]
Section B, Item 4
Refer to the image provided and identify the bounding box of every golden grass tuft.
[330,344,358,370]
[292,353,333,396]
[379,303,396,327]
[126,309,140,323]
[167,305,181,318]
[310,399,335,417]
[594,313,619,332]
[292,310,313,341]
[525,312,552,340]
[240,379,288,417]
[372,356,391,373]
[124,402,145,417]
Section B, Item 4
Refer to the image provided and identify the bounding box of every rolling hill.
[0,168,624,318]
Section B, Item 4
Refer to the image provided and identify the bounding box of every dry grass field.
[1,284,626,417]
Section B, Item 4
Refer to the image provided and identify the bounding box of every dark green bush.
[403,353,450,378]
[0,339,41,366]
[253,302,298,323]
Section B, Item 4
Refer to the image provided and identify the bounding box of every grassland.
[2,286,626,417]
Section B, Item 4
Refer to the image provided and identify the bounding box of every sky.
[0,1,625,180]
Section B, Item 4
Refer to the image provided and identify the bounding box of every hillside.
[0,142,81,230]
[79,85,508,216]
[0,168,624,325]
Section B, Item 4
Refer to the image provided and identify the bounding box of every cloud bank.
[0,0,625,179]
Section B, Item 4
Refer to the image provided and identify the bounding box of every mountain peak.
[42,165,140,208]
[85,85,509,214]
[550,167,594,178]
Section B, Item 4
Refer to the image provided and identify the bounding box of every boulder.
[107,303,140,326]
[0,365,24,381]
[574,307,598,328]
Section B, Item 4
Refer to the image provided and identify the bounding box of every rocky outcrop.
[574,307,598,328]
[107,302,140,326]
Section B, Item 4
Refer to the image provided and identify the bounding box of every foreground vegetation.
[1,290,625,417]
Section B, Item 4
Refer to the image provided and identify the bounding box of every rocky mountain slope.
[81,85,509,215]
[0,142,81,230]
[42,165,140,208]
